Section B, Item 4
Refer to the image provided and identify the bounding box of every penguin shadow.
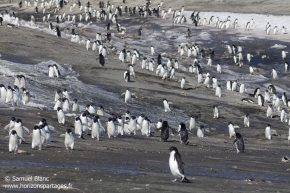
[182,87,193,91]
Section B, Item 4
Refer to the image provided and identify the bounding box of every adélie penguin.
[160,120,169,142]
[178,122,189,145]
[233,133,245,153]
[168,147,191,183]
[32,125,43,150]
[60,129,79,150]
[8,130,24,154]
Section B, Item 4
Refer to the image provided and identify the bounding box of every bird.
[233,133,245,153]
[178,122,189,145]
[168,147,191,183]
[160,120,169,142]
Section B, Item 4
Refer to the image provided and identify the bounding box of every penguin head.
[179,122,186,130]
[11,130,17,135]
[40,118,47,124]
[75,116,81,121]
[16,119,22,123]
[131,116,136,120]
[57,107,62,111]
[11,117,16,121]
[108,117,112,122]
[34,125,40,130]
[66,128,72,134]
[169,146,178,153]
[93,116,99,122]
[267,124,271,128]
[228,122,233,126]
[73,99,78,103]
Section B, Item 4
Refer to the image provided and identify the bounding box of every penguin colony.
[1,0,290,183]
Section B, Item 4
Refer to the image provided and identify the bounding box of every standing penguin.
[141,117,151,137]
[9,130,24,154]
[99,53,105,66]
[71,99,80,112]
[178,122,189,145]
[265,124,272,140]
[189,115,197,131]
[57,107,65,124]
[56,26,61,37]
[215,84,222,98]
[124,71,130,82]
[60,129,78,150]
[91,116,104,140]
[181,77,186,89]
[127,116,137,135]
[74,117,83,138]
[163,98,171,112]
[168,147,190,182]
[32,125,43,150]
[244,114,250,127]
[257,94,264,106]
[228,122,236,138]
[197,125,205,138]
[213,105,219,119]
[107,118,117,138]
[233,133,245,153]
[160,121,169,142]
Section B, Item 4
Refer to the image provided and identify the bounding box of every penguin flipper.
[59,134,66,137]
[4,135,10,139]
[47,125,56,131]
[23,126,30,133]
[4,124,11,130]
[131,93,138,98]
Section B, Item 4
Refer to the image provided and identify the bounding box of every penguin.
[265,124,272,140]
[244,114,250,127]
[122,89,137,103]
[239,83,245,93]
[62,89,70,101]
[91,116,104,140]
[197,125,205,138]
[280,109,287,122]
[124,71,130,82]
[57,107,65,124]
[9,130,23,154]
[137,114,145,130]
[0,84,6,100]
[178,122,188,145]
[266,105,274,118]
[71,99,80,112]
[213,105,219,119]
[282,50,287,60]
[61,129,77,150]
[107,118,117,138]
[32,125,43,150]
[13,119,29,144]
[257,94,264,106]
[288,128,290,141]
[285,62,289,72]
[56,26,61,37]
[168,146,190,182]
[141,117,151,137]
[160,121,170,142]
[54,98,62,110]
[217,64,221,73]
[22,90,32,104]
[272,69,278,79]
[228,122,236,138]
[233,133,245,153]
[189,116,197,131]
[6,86,13,104]
[150,46,155,55]
[99,53,105,66]
[129,65,136,77]
[53,64,61,78]
[62,98,70,112]
[86,103,96,114]
[127,116,137,135]
[264,90,271,102]
[163,98,171,112]
[181,77,186,89]
[80,111,90,135]
[268,85,276,94]
[74,116,83,139]
[215,84,222,98]
[282,92,288,106]
[117,116,124,136]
